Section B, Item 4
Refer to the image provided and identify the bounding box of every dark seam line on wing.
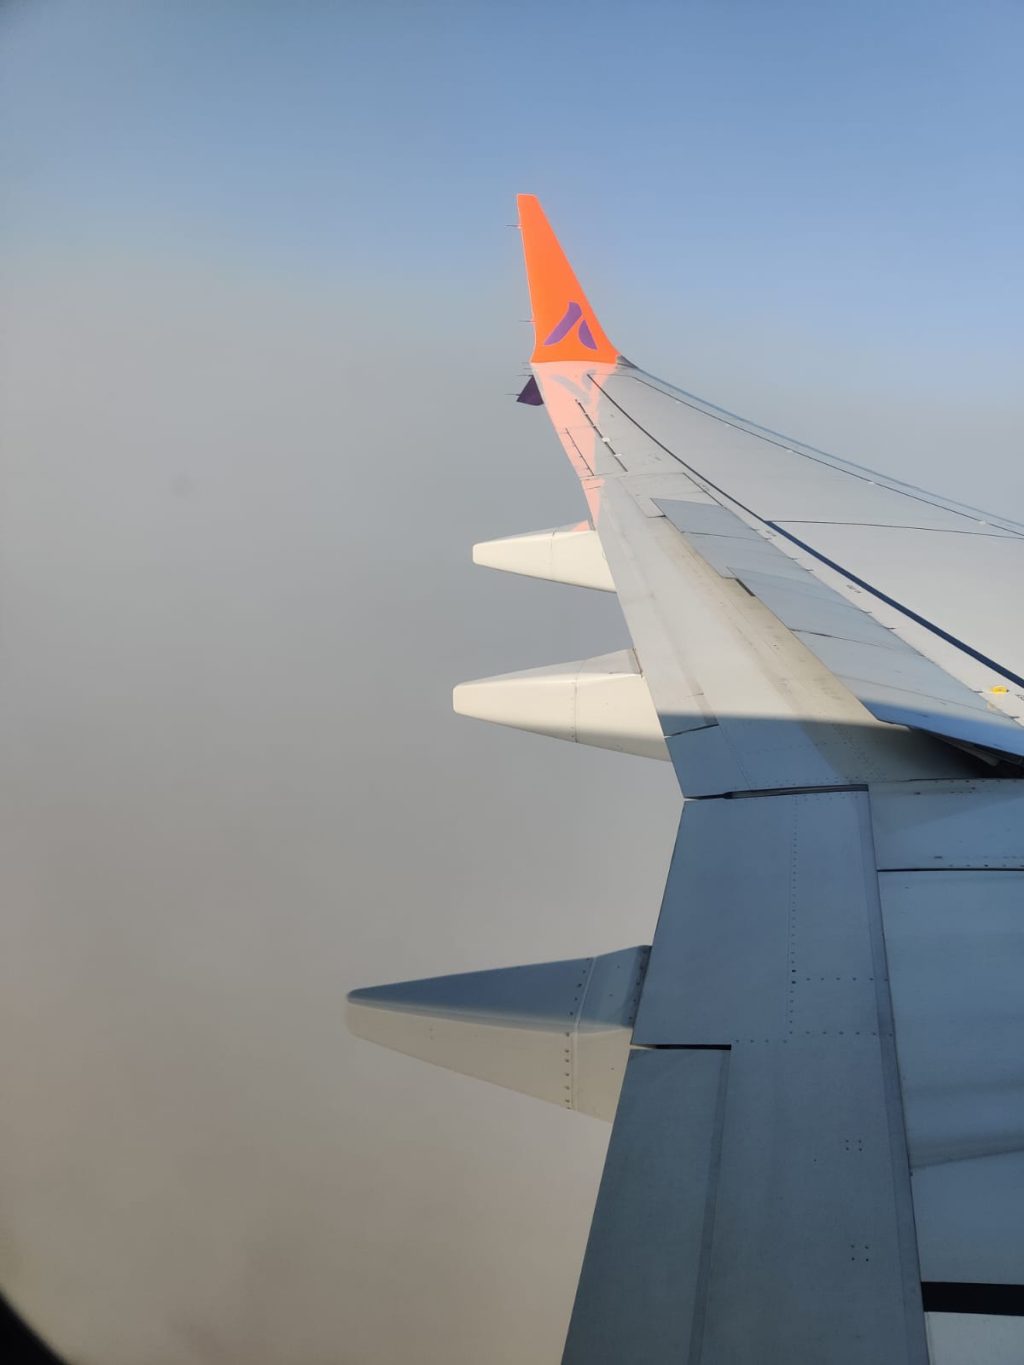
[879,866,1024,872]
[563,428,594,476]
[794,628,901,646]
[593,380,1024,692]
[634,1043,732,1050]
[776,521,1014,538]
[770,524,1024,690]
[716,784,868,799]
[679,530,760,543]
[921,1281,1024,1316]
[612,371,1024,539]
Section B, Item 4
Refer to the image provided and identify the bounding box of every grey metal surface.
[736,568,907,649]
[927,1314,1024,1365]
[563,1048,727,1364]
[879,866,1024,1281]
[656,500,759,539]
[663,722,751,797]
[634,792,883,1044]
[573,792,929,1364]
[871,780,1024,869]
[912,1152,1024,1285]
[805,633,984,707]
[700,1039,923,1364]
[883,866,1024,1166]
[658,499,810,582]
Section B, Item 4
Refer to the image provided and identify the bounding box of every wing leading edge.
[348,198,1024,1363]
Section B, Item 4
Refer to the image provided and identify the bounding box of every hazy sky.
[2,3,1023,1363]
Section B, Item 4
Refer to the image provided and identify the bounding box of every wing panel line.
[593,378,1024,695]
[612,371,1024,538]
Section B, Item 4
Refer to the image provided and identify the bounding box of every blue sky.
[5,1,1023,351]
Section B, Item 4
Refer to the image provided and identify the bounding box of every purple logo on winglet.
[543,300,597,350]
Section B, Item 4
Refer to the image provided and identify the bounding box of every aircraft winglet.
[517,194,619,365]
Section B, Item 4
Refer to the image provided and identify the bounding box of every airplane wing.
[348,197,1024,1363]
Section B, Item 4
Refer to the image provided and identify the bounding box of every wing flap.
[567,792,931,1365]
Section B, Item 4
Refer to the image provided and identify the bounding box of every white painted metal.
[452,648,668,759]
[614,470,715,517]
[570,385,683,476]
[347,947,648,1121]
[604,369,1021,534]
[472,524,614,591]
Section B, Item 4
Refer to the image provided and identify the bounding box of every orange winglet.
[517,194,619,365]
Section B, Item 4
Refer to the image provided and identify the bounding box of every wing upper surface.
[526,349,1024,782]
[597,368,1024,696]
